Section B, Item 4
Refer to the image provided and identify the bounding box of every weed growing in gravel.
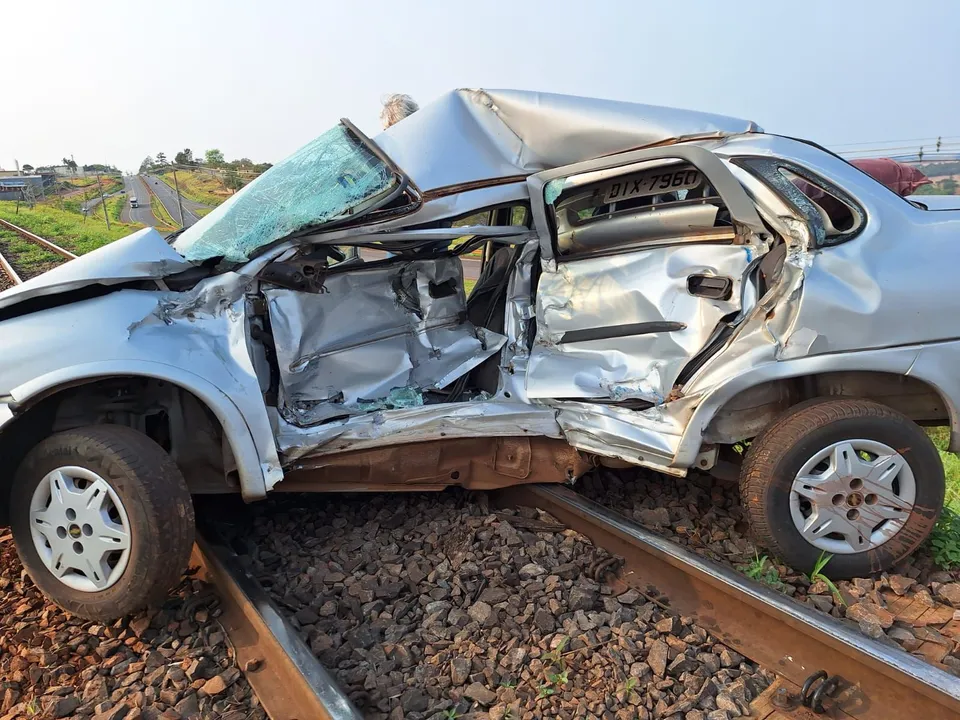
[548,668,570,687]
[542,636,569,667]
[620,676,639,694]
[741,552,783,588]
[809,551,844,605]
[929,508,960,569]
[537,684,556,699]
[441,709,460,719]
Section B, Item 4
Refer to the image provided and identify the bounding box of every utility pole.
[172,167,186,227]
[96,173,110,230]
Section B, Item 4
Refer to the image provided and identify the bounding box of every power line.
[838,142,960,157]
[830,134,960,148]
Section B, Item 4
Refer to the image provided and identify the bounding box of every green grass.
[927,427,960,512]
[0,202,142,255]
[60,176,98,188]
[464,278,477,296]
[140,184,178,229]
[109,195,125,223]
[0,228,63,275]
[925,427,960,569]
[158,170,229,207]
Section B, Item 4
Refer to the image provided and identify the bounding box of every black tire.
[10,425,195,621]
[740,398,944,578]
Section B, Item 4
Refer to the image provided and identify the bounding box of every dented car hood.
[0,227,191,313]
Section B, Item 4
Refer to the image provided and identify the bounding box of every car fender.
[1,359,281,501]
[672,341,960,467]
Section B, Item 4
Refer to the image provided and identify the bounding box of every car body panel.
[0,227,190,313]
[373,89,760,194]
[0,276,283,499]
[265,256,506,425]
[1,90,958,499]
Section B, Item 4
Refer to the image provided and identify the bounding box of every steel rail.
[0,246,22,286]
[0,218,78,260]
[191,524,363,720]
[496,484,960,720]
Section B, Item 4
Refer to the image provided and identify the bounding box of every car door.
[525,144,768,406]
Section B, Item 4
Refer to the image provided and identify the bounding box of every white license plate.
[602,167,702,204]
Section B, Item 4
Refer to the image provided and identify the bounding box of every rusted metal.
[0,218,77,260]
[191,529,363,720]
[495,485,960,720]
[753,677,844,719]
[0,247,22,286]
[278,436,591,492]
[421,175,531,201]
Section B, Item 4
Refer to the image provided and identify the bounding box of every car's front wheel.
[740,398,944,578]
[10,425,195,621]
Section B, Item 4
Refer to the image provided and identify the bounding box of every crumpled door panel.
[265,257,506,426]
[527,244,750,404]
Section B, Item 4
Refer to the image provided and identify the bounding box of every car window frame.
[527,143,768,265]
[732,156,867,249]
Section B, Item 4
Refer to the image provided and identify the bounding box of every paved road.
[120,175,162,226]
[361,248,481,281]
[142,174,211,228]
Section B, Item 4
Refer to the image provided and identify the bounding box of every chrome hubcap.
[29,467,131,592]
[790,439,916,554]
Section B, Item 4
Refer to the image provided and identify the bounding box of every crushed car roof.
[373,88,762,192]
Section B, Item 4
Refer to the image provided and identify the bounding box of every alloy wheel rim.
[29,466,131,592]
[789,439,916,555]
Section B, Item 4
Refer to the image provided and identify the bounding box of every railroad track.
[192,522,363,720]
[498,485,960,720]
[202,484,960,720]
[0,218,77,289]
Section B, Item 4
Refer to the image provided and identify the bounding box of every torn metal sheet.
[552,401,685,476]
[497,239,539,402]
[274,401,563,461]
[265,257,506,426]
[0,275,283,499]
[0,227,191,313]
[526,244,750,403]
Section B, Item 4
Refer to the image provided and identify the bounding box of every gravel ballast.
[226,491,772,720]
[577,468,960,677]
[0,535,264,720]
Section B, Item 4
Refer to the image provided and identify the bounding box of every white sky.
[2,0,958,173]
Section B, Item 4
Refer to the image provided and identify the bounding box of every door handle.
[687,274,733,300]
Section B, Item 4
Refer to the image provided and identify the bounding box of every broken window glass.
[173,124,398,263]
[780,168,863,241]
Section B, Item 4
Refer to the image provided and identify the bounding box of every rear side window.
[736,157,865,247]
[549,162,733,258]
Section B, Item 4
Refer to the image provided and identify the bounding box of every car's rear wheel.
[10,425,195,621]
[740,398,944,578]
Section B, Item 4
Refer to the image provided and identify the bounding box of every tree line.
[139,149,272,190]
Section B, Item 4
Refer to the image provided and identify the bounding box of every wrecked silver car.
[0,89,954,619]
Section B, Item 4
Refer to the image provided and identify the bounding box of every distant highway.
[142,174,211,227]
[120,175,162,226]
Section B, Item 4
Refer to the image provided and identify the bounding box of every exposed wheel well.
[0,376,239,524]
[703,370,950,445]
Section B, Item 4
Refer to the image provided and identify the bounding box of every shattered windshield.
[173,123,398,263]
